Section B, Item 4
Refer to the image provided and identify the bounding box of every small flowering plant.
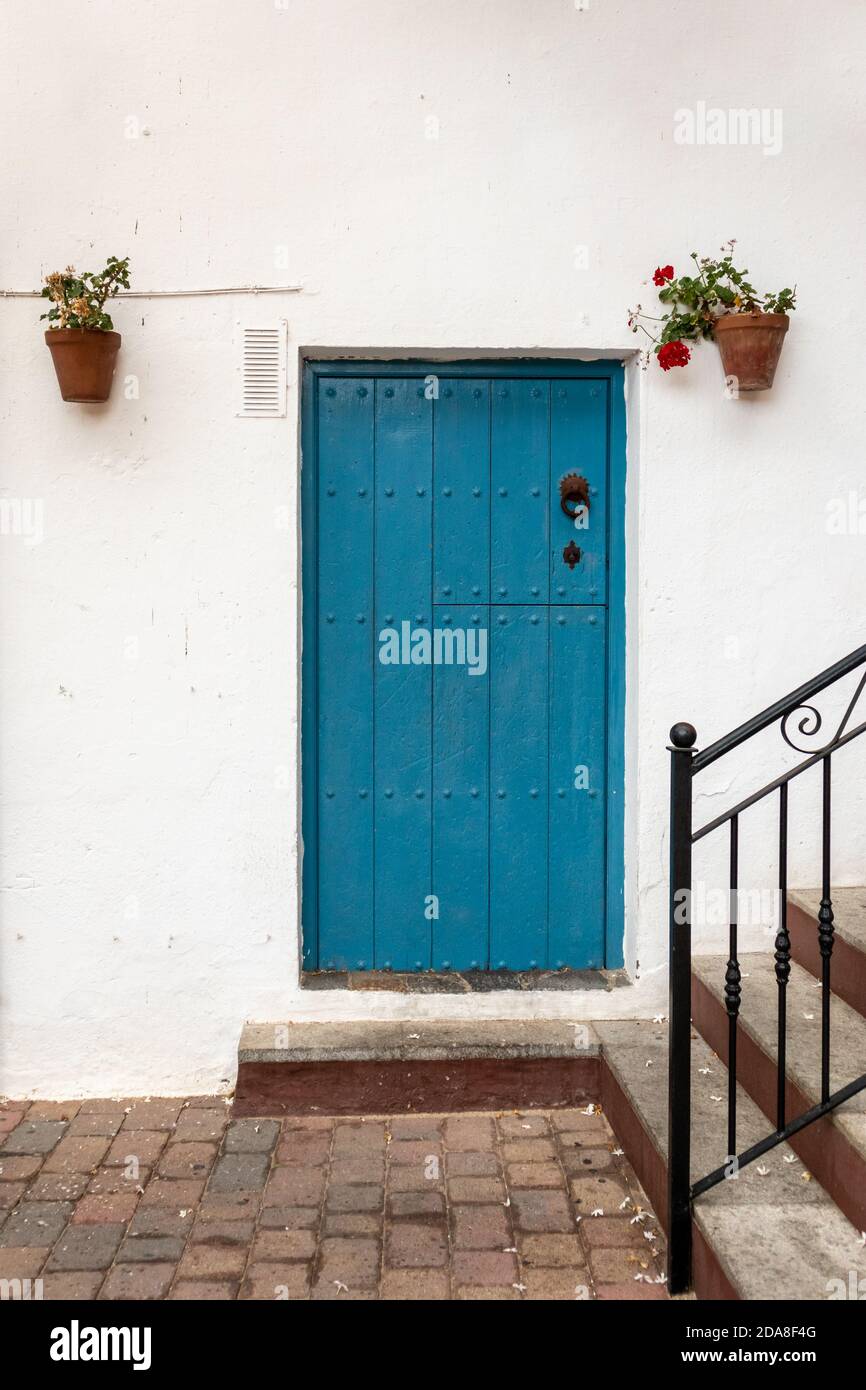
[40,255,130,331]
[628,242,796,370]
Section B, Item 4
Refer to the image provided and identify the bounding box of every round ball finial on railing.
[670,722,697,748]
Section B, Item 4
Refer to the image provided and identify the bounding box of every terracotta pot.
[45,329,121,402]
[712,312,789,392]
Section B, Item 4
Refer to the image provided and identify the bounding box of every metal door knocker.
[559,472,590,520]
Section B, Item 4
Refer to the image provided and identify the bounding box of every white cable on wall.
[0,285,303,299]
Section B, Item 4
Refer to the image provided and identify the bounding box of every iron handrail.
[693,714,866,842]
[666,638,866,1295]
[693,641,866,772]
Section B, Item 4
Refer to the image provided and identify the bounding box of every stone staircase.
[599,888,866,1300]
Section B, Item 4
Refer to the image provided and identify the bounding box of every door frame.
[300,358,627,972]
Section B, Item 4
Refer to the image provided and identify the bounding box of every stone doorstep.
[234,1020,602,1119]
[239,1019,601,1064]
[235,1020,602,1117]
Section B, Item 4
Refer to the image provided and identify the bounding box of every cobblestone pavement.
[0,1098,668,1300]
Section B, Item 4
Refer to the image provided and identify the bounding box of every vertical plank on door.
[431,603,490,970]
[433,380,490,604]
[491,380,550,605]
[374,379,434,969]
[550,380,609,605]
[548,606,607,968]
[316,378,375,969]
[489,604,549,968]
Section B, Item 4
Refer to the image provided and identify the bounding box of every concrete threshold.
[301,968,629,994]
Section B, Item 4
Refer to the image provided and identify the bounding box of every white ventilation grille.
[236,321,287,417]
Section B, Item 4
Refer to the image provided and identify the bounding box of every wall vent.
[236,321,287,417]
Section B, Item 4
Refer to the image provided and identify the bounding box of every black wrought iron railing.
[667,641,866,1294]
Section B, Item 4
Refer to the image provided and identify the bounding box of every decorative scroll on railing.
[780,667,866,755]
[667,641,866,1295]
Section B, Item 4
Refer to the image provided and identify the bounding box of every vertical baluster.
[667,722,696,1296]
[775,782,791,1130]
[724,815,741,1158]
[818,756,835,1104]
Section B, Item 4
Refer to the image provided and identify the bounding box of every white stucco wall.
[1,0,865,1096]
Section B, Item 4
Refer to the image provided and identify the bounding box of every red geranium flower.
[657,340,691,370]
[653,265,674,286]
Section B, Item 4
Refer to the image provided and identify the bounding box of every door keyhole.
[563,540,582,570]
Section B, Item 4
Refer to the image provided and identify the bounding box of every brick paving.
[0,1098,667,1300]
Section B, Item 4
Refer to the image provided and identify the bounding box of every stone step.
[788,888,866,1021]
[235,1019,600,1117]
[597,1018,866,1300]
[692,952,866,1234]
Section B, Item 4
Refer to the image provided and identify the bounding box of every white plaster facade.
[1,0,864,1095]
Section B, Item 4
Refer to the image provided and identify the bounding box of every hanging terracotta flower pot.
[39,255,130,403]
[627,241,796,391]
[712,312,790,392]
[45,328,122,402]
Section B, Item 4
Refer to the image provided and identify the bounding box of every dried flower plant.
[40,256,130,331]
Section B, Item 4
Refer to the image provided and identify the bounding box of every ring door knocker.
[559,472,590,570]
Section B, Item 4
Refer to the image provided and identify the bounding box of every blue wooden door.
[302,363,624,972]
